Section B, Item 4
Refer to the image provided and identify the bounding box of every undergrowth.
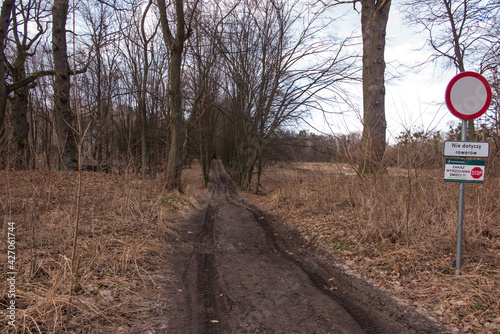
[246,162,500,334]
[0,167,203,333]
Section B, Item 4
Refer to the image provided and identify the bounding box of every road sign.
[444,159,485,183]
[444,73,492,275]
[445,72,492,120]
[471,167,483,179]
[443,141,489,158]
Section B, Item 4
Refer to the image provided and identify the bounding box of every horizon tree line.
[0,0,499,190]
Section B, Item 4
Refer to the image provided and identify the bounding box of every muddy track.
[166,161,450,333]
[184,203,230,334]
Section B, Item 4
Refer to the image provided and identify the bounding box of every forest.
[2,1,500,333]
[1,0,498,188]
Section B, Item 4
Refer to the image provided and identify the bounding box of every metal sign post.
[444,72,492,275]
[455,120,466,275]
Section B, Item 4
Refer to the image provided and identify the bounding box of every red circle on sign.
[445,72,492,120]
[471,167,483,179]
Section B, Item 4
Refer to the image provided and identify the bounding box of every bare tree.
[157,0,197,190]
[29,56,55,169]
[401,0,497,139]
[216,0,358,190]
[79,0,122,169]
[357,0,391,173]
[7,0,51,168]
[52,0,77,170]
[139,0,157,178]
[122,0,158,178]
[2,1,90,170]
[141,33,170,176]
[0,0,15,133]
[329,0,390,173]
[184,2,228,187]
[1,0,54,143]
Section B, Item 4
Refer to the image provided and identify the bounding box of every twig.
[65,254,81,326]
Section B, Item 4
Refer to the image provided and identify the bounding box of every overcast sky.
[308,5,462,143]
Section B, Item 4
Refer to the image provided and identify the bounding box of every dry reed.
[0,164,203,333]
[246,162,500,333]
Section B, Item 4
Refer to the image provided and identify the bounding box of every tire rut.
[184,204,230,333]
[177,161,450,334]
[249,209,381,333]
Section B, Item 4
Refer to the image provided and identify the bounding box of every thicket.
[255,160,500,333]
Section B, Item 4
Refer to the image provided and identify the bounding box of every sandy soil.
[155,161,451,333]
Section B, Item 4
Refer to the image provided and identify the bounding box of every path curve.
[166,161,450,334]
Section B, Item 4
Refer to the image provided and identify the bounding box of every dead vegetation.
[2,158,499,333]
[0,165,204,333]
[245,162,500,334]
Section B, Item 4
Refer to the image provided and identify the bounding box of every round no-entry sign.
[445,72,492,120]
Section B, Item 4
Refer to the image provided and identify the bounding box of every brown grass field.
[1,160,499,333]
[244,162,500,334]
[0,166,205,333]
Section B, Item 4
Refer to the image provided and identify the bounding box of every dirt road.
[163,161,450,333]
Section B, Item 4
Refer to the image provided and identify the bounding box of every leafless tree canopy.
[0,0,499,186]
[401,0,500,139]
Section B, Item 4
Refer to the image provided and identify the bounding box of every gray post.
[456,120,467,275]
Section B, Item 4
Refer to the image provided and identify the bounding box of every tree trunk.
[158,0,188,191]
[52,0,77,170]
[358,0,391,174]
[140,0,153,179]
[255,157,262,195]
[95,47,104,169]
[199,108,213,188]
[0,0,14,132]
[11,50,31,169]
[141,97,147,178]
[140,60,148,179]
[11,79,30,169]
[166,48,184,190]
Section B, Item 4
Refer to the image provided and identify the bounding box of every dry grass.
[2,159,499,333]
[0,163,204,333]
[245,162,500,334]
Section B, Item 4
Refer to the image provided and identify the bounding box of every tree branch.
[377,0,390,11]
[6,67,86,93]
[157,0,175,47]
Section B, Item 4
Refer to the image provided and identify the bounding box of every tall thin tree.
[0,0,15,132]
[9,0,50,169]
[52,0,77,170]
[157,0,196,190]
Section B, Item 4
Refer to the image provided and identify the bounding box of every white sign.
[445,72,492,120]
[443,141,489,158]
[444,159,485,183]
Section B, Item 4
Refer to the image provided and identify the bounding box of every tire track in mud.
[248,210,380,333]
[183,203,230,334]
[179,161,450,334]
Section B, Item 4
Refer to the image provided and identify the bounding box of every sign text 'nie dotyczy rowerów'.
[443,141,489,158]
